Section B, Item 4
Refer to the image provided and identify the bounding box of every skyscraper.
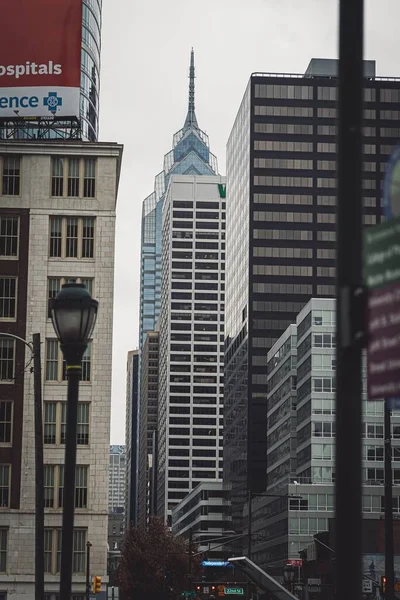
[136,51,219,521]
[157,174,226,523]
[138,330,159,526]
[109,445,126,513]
[139,50,218,352]
[125,349,139,527]
[224,57,399,532]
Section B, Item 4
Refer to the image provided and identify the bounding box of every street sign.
[362,579,373,594]
[364,216,400,399]
[225,587,244,595]
[287,559,303,567]
[202,560,231,567]
[181,592,197,597]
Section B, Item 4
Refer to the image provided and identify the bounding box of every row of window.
[254,210,313,223]
[254,83,379,102]
[0,156,97,198]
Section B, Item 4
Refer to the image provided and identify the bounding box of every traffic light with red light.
[381,575,387,595]
[93,576,101,593]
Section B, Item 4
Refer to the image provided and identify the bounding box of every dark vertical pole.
[385,401,395,600]
[86,541,92,600]
[336,4,364,600]
[247,491,252,559]
[188,527,193,587]
[60,369,80,600]
[33,333,44,600]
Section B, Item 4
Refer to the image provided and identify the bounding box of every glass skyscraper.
[139,50,218,351]
[81,0,101,141]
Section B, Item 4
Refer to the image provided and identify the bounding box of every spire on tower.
[184,48,198,129]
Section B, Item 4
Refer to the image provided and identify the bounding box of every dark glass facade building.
[224,58,400,532]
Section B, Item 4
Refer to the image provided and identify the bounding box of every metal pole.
[60,368,80,600]
[385,401,395,600]
[247,491,252,559]
[86,541,92,600]
[336,4,364,600]
[188,527,193,582]
[33,333,44,600]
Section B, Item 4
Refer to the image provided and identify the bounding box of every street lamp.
[50,283,98,600]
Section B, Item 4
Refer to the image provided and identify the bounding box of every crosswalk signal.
[381,575,387,595]
[93,575,101,593]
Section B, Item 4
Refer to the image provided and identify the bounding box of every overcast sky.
[99,0,400,444]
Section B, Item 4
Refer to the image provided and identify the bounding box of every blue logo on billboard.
[43,91,62,113]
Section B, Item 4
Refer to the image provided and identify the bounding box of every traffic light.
[93,576,102,593]
[382,575,387,595]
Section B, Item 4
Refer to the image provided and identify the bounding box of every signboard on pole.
[0,0,82,118]
[287,559,303,567]
[365,144,400,405]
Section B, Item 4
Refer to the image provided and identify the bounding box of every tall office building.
[224,57,400,532]
[249,298,400,575]
[109,445,126,513]
[157,174,226,523]
[137,51,219,523]
[125,349,139,527]
[139,50,218,352]
[138,330,159,526]
[0,139,122,599]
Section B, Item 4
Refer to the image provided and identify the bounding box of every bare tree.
[117,517,201,600]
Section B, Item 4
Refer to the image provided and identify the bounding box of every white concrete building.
[109,445,126,513]
[0,139,123,599]
[157,175,226,523]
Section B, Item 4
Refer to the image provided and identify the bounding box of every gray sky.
[99,0,400,444]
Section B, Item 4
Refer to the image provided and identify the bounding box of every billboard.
[0,0,82,119]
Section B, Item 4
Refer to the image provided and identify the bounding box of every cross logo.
[43,92,62,113]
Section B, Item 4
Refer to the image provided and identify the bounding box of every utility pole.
[336,3,364,600]
[385,402,395,600]
[86,541,92,600]
[188,528,193,587]
[247,491,252,559]
[33,333,44,600]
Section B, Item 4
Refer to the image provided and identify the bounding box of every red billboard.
[0,0,82,118]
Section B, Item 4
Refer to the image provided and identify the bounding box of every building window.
[44,529,86,573]
[0,401,12,444]
[48,277,93,317]
[68,158,80,197]
[0,529,7,572]
[44,465,88,509]
[45,340,91,383]
[2,156,21,196]
[44,402,90,446]
[49,216,95,259]
[0,216,19,258]
[84,159,96,197]
[51,157,96,198]
[0,339,14,381]
[0,466,10,508]
[0,278,17,320]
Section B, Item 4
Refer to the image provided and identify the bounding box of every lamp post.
[49,283,98,600]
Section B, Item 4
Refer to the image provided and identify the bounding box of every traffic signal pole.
[336,2,364,600]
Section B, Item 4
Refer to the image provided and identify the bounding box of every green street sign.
[181,592,197,597]
[225,588,244,595]
[364,216,400,290]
